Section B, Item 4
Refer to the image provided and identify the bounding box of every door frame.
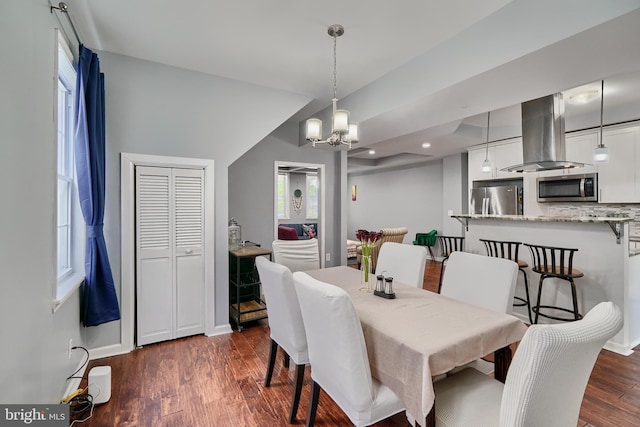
[273,161,326,268]
[121,153,215,353]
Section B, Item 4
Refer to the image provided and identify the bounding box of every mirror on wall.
[274,161,325,267]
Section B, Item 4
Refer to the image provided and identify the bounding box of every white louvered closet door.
[135,166,205,346]
[173,168,205,338]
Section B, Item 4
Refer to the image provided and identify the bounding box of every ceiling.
[62,0,640,174]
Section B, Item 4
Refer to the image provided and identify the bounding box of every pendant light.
[306,24,359,149]
[593,80,609,163]
[481,111,492,172]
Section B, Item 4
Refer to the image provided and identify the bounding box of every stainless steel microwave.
[537,173,598,202]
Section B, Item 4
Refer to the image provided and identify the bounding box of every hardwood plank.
[77,260,640,426]
[619,383,640,408]
[138,396,160,427]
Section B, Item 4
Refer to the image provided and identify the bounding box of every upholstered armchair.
[356,227,408,271]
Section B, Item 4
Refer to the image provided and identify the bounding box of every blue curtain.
[75,45,121,326]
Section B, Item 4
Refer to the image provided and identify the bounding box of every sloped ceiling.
[63,0,640,173]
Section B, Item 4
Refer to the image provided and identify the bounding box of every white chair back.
[272,238,320,272]
[375,242,428,288]
[255,257,308,364]
[293,272,406,425]
[434,302,622,427]
[294,272,383,425]
[440,251,518,314]
[500,301,622,426]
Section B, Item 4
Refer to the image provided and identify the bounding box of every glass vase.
[360,254,373,292]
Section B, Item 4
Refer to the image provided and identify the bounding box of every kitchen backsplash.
[548,203,640,236]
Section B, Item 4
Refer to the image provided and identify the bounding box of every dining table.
[305,266,527,427]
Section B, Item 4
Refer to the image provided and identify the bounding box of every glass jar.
[228,217,241,250]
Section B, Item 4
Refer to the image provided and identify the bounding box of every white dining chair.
[440,251,518,314]
[255,257,308,423]
[439,251,519,376]
[292,271,405,427]
[433,301,622,427]
[272,238,320,272]
[375,242,428,288]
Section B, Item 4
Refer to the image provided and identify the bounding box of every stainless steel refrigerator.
[470,186,522,215]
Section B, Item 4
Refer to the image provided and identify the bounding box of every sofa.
[277,223,318,240]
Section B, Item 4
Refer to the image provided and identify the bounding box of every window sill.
[54,272,84,313]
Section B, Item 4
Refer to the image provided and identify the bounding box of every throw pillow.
[303,224,316,239]
[278,225,299,240]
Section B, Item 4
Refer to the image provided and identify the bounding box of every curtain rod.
[50,2,82,46]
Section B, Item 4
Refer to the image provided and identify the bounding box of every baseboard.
[604,339,635,356]
[88,343,130,361]
[87,326,233,360]
[207,323,233,337]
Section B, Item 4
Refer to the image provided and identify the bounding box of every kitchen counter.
[448,213,640,355]
[450,214,632,223]
[450,214,631,245]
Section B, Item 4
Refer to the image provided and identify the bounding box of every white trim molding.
[120,153,217,355]
[273,161,326,268]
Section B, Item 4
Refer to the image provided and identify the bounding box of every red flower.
[356,229,382,245]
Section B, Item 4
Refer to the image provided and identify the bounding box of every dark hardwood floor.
[77,261,640,426]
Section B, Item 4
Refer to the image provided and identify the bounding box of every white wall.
[228,123,340,264]
[347,162,444,243]
[0,0,313,402]
[0,0,86,403]
[90,50,311,349]
[442,153,468,236]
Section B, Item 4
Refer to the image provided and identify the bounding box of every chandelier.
[306,24,359,149]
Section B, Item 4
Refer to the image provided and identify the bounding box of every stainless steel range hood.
[503,93,585,173]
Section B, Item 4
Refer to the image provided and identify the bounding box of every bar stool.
[524,243,584,324]
[480,239,532,324]
[437,236,465,293]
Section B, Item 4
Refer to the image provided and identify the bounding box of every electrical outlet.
[325,252,331,261]
[68,339,73,360]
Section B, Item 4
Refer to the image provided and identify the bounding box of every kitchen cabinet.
[565,131,599,175]
[468,139,523,183]
[598,125,640,203]
[531,130,599,178]
[467,147,491,184]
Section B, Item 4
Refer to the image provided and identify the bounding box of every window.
[306,174,319,219]
[55,31,83,308]
[277,172,290,219]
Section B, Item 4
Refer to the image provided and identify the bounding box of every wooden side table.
[229,245,272,331]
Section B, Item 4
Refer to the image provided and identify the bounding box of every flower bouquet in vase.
[356,229,382,292]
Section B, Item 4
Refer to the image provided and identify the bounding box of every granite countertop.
[449,214,633,223]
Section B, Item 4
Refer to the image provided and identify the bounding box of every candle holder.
[359,255,373,292]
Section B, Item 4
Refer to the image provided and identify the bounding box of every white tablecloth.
[306,266,527,424]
